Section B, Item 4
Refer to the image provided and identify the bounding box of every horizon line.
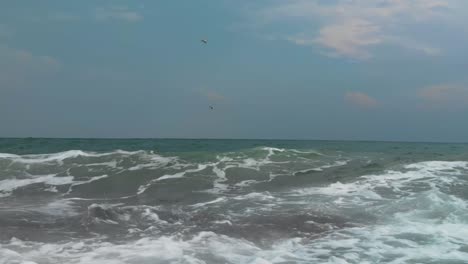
[0,137,467,144]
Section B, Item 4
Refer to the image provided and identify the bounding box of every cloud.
[250,0,454,59]
[384,36,442,56]
[419,84,468,108]
[95,6,143,22]
[21,7,141,23]
[0,45,61,89]
[315,19,382,59]
[0,25,60,88]
[345,92,379,108]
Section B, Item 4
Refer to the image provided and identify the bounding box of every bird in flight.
[201,39,208,44]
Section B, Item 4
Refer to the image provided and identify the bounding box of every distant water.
[1,138,468,264]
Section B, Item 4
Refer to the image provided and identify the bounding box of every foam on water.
[2,232,316,264]
[28,199,80,217]
[233,192,276,201]
[275,160,468,262]
[141,208,168,224]
[211,165,229,193]
[156,164,208,181]
[0,173,111,198]
[0,175,74,197]
[6,217,466,264]
[136,164,209,195]
[0,150,174,168]
[191,197,226,208]
[0,150,106,164]
[85,161,119,169]
[127,155,176,171]
[234,179,261,187]
[293,160,349,175]
[1,141,468,263]
[405,161,468,172]
[294,160,468,201]
[0,234,213,264]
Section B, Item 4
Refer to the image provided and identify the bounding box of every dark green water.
[1,139,468,263]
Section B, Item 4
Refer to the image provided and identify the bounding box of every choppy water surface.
[1,139,468,264]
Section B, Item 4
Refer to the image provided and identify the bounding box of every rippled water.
[0,139,468,263]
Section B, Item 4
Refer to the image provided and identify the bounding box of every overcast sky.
[1,0,468,142]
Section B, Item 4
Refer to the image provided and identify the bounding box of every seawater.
[1,139,468,264]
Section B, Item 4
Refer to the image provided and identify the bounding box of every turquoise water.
[1,139,468,263]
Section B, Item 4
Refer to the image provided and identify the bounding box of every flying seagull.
[201,39,208,44]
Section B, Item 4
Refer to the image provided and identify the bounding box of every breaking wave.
[1,140,468,263]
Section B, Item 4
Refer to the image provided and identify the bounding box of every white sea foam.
[141,208,168,224]
[234,179,262,187]
[211,166,229,192]
[0,150,101,164]
[303,205,468,262]
[0,175,74,197]
[32,199,79,217]
[127,155,176,171]
[0,153,19,159]
[261,147,286,154]
[227,147,292,171]
[72,175,109,186]
[0,150,171,165]
[137,164,209,195]
[157,164,208,181]
[191,197,226,208]
[86,160,118,168]
[294,160,348,175]
[293,160,468,202]
[0,173,110,198]
[2,188,468,264]
[405,160,468,171]
[213,220,233,225]
[0,232,265,264]
[2,147,468,264]
[315,160,348,171]
[233,192,275,201]
[276,161,468,262]
[6,224,466,264]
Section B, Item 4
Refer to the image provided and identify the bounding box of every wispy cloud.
[0,45,61,88]
[0,25,60,82]
[345,92,379,108]
[419,84,468,108]
[384,36,442,56]
[95,6,143,22]
[249,0,454,59]
[24,7,141,23]
[316,19,382,59]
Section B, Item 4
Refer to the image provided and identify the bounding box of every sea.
[0,138,468,264]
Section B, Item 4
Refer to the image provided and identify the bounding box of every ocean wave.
[292,160,468,201]
[0,175,74,197]
[0,174,110,198]
[1,141,468,263]
[0,149,175,166]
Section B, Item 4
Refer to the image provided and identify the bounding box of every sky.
[1,0,468,142]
